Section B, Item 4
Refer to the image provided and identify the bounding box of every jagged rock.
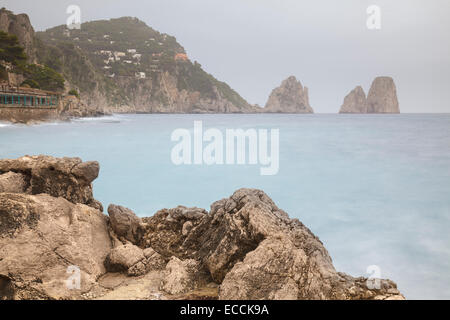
[105,244,145,273]
[107,204,143,244]
[0,172,27,193]
[0,193,111,299]
[339,77,400,114]
[0,155,102,211]
[183,189,316,283]
[143,248,168,271]
[219,237,402,300]
[143,188,404,300]
[366,77,400,113]
[104,245,168,277]
[71,161,100,184]
[160,257,208,295]
[339,86,367,113]
[263,76,314,113]
[182,221,193,236]
[0,156,405,300]
[141,206,208,257]
[206,189,404,300]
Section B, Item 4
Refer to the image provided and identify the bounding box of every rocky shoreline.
[0,155,405,300]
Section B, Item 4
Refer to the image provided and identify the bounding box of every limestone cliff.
[0,155,405,300]
[0,8,36,63]
[264,76,314,113]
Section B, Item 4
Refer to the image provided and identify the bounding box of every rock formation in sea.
[366,77,400,113]
[339,77,400,114]
[0,155,404,300]
[263,76,314,113]
[339,86,367,114]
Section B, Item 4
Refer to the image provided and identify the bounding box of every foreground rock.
[0,172,27,193]
[0,155,102,211]
[0,155,404,300]
[161,257,209,295]
[141,188,404,300]
[104,244,166,277]
[339,77,400,114]
[263,76,314,113]
[108,204,144,244]
[0,193,111,299]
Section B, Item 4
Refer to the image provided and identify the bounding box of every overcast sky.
[3,0,450,113]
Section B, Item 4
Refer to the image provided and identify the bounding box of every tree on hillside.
[0,31,27,65]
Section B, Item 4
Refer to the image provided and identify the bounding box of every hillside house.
[104,57,114,64]
[135,72,146,79]
[175,53,189,61]
[114,52,126,61]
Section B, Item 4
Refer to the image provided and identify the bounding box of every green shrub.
[68,89,80,98]
[21,79,40,89]
[21,64,65,92]
[0,31,27,65]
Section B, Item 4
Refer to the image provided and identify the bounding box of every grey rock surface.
[108,204,143,244]
[0,193,111,299]
[0,155,102,211]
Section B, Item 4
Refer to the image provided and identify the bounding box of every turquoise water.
[1,113,450,299]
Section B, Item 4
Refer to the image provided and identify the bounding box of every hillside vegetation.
[36,17,249,109]
[0,29,64,91]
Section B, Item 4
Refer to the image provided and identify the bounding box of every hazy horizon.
[3,0,450,113]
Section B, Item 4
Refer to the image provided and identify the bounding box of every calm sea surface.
[1,113,450,299]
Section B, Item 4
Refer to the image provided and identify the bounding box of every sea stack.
[366,77,400,113]
[339,86,367,113]
[264,76,314,113]
[339,76,400,114]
